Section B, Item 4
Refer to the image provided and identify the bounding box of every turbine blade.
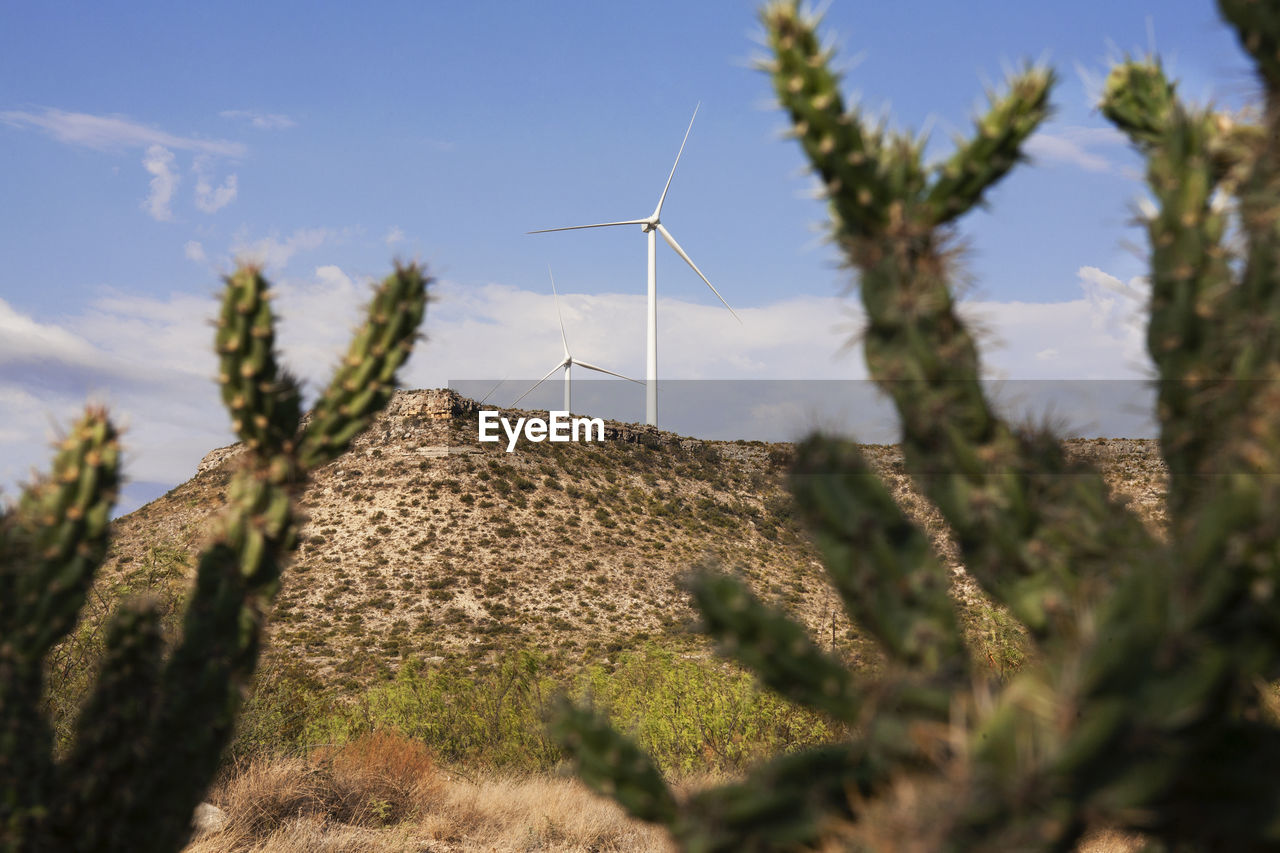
[656,223,742,324]
[573,359,644,384]
[512,361,567,407]
[528,219,648,234]
[548,266,569,357]
[478,375,509,405]
[654,103,700,219]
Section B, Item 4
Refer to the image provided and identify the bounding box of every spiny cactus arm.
[550,701,680,829]
[1216,4,1280,363]
[790,435,965,675]
[1230,123,1280,331]
[1013,472,1280,845]
[1176,414,1280,686]
[52,596,164,852]
[922,66,1054,227]
[552,703,900,852]
[119,261,426,850]
[1100,50,1280,720]
[0,408,119,849]
[858,211,1138,645]
[1220,0,1280,91]
[297,262,430,471]
[760,0,889,239]
[677,731,936,853]
[10,408,120,659]
[765,7,1152,645]
[1099,59,1177,153]
[687,571,864,724]
[1102,66,1236,517]
[215,265,302,459]
[127,473,295,853]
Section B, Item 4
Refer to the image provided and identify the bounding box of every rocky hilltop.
[103,389,1169,687]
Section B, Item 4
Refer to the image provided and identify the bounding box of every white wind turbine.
[529,104,740,427]
[512,269,642,414]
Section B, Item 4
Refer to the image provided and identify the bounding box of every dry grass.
[184,730,672,852]
[417,773,674,852]
[186,733,1146,852]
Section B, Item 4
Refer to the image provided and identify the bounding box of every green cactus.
[554,1,1280,849]
[0,261,428,852]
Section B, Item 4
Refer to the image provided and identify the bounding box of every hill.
[98,388,1168,694]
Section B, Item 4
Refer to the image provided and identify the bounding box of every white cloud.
[1025,125,1128,174]
[0,107,245,156]
[230,227,333,269]
[1,265,1157,506]
[184,240,207,263]
[142,145,178,221]
[384,226,405,246]
[958,265,1152,381]
[193,155,237,213]
[0,288,226,502]
[219,109,296,130]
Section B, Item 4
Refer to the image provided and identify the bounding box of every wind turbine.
[512,269,642,414]
[529,103,740,427]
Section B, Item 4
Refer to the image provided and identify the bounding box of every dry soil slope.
[103,389,1168,687]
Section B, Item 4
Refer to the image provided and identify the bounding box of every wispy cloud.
[230,227,334,269]
[193,155,237,213]
[1025,125,1129,174]
[219,109,296,130]
[184,240,207,263]
[0,107,245,157]
[142,145,178,221]
[2,108,247,220]
[384,226,405,246]
[0,297,101,368]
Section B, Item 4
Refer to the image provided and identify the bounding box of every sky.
[0,1,1260,513]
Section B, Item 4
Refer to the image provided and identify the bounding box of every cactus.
[0,261,428,852]
[553,1,1280,849]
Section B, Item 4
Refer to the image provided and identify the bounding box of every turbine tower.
[529,104,740,427]
[512,268,642,414]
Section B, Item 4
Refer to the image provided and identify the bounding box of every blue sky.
[0,1,1259,511]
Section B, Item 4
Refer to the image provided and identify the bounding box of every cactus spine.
[554,2,1280,849]
[0,262,428,852]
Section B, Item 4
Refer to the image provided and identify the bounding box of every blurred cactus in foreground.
[554,1,1280,849]
[0,263,428,852]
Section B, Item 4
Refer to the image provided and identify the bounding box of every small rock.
[191,802,228,839]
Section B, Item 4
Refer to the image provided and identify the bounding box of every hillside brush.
[551,1,1280,849]
[0,262,428,852]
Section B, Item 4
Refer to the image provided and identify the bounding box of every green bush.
[581,645,837,774]
[232,643,834,776]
